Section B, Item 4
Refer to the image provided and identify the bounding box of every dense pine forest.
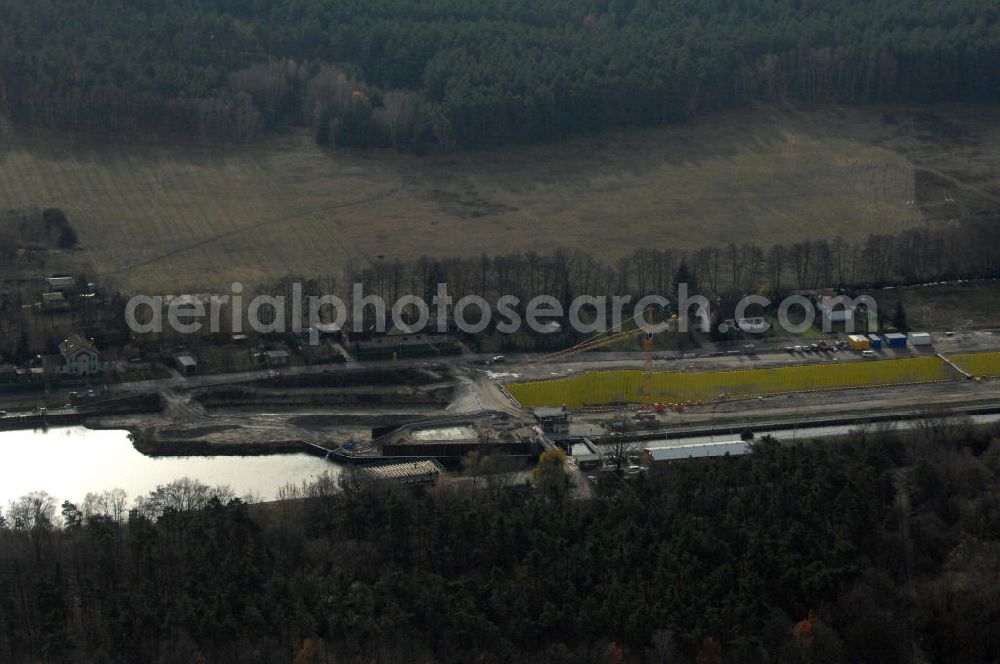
[0,0,997,148]
[2,423,1000,663]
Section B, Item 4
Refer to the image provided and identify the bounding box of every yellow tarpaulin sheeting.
[952,352,1000,377]
[507,357,958,409]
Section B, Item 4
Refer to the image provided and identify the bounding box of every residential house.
[45,334,109,375]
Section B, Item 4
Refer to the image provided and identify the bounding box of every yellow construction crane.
[512,325,646,369]
[514,306,671,412]
[511,308,677,413]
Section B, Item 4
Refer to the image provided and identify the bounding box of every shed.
[537,321,562,334]
[264,350,291,366]
[46,276,78,292]
[176,355,198,374]
[867,334,882,350]
[884,333,907,348]
[909,332,933,347]
[42,292,67,308]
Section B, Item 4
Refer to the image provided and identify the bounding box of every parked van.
[861,350,878,358]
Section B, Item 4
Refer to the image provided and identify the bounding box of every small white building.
[818,295,855,325]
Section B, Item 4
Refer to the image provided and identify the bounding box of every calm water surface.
[0,426,340,506]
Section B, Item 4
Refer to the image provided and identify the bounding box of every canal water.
[626,412,1000,450]
[0,426,341,507]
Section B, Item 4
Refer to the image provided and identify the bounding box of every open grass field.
[507,356,960,409]
[953,352,1000,377]
[2,104,999,293]
[864,281,1000,331]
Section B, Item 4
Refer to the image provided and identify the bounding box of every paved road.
[6,327,1000,415]
[492,329,1000,382]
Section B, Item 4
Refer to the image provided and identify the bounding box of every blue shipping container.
[884,333,907,348]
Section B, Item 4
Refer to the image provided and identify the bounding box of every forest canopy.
[3,424,1000,662]
[0,0,997,148]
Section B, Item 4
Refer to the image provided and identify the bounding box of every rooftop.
[647,440,751,462]
[58,334,97,357]
[47,276,77,286]
[176,355,198,368]
[818,294,856,307]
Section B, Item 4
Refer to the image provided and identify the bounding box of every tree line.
[2,419,999,662]
[0,207,77,264]
[0,0,997,148]
[342,213,1000,315]
[3,211,996,357]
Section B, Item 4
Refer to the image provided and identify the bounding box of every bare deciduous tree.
[83,488,129,524]
[373,90,418,148]
[605,438,640,476]
[7,491,57,532]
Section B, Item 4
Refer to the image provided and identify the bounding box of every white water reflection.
[0,426,341,506]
